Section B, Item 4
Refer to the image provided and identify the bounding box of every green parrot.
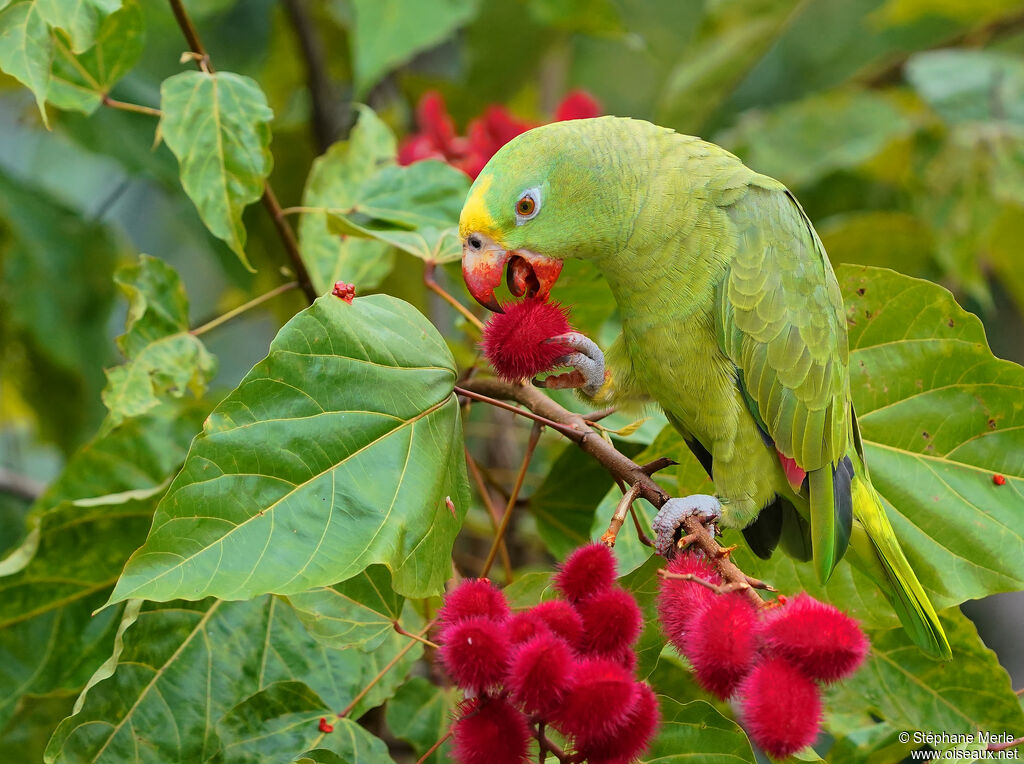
[459,116,951,659]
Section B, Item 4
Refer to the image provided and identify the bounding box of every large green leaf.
[36,0,120,52]
[297,105,397,294]
[384,677,458,764]
[45,595,422,763]
[840,266,1024,610]
[107,294,468,605]
[828,610,1024,747]
[100,256,215,432]
[214,682,394,764]
[159,70,273,270]
[326,159,470,263]
[284,564,405,651]
[46,0,142,115]
[348,0,477,95]
[0,2,51,122]
[645,698,756,763]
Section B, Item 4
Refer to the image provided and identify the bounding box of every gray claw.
[652,495,722,557]
[546,332,605,397]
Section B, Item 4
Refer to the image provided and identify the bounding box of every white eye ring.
[514,187,541,225]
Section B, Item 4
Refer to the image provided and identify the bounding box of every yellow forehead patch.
[458,173,501,242]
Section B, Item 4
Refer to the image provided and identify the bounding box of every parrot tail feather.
[852,476,952,659]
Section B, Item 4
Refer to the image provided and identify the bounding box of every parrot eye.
[514,188,541,224]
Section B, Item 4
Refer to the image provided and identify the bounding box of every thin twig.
[166,0,317,305]
[393,621,439,650]
[601,483,640,546]
[338,618,435,718]
[454,386,582,440]
[425,261,484,330]
[658,569,753,596]
[281,0,344,152]
[640,457,678,475]
[415,729,453,763]
[989,736,1024,752]
[628,503,654,547]
[465,451,514,582]
[480,422,542,578]
[585,406,617,423]
[534,723,571,764]
[190,281,298,337]
[102,95,161,117]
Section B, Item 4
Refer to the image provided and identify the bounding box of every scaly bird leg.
[652,495,722,558]
[533,332,606,397]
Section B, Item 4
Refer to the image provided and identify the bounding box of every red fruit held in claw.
[437,579,510,629]
[684,592,761,699]
[507,632,576,716]
[739,657,822,758]
[760,594,868,683]
[554,542,618,603]
[575,681,660,763]
[453,697,531,764]
[577,587,643,656]
[439,616,511,692]
[657,552,722,648]
[552,657,639,739]
[481,298,573,381]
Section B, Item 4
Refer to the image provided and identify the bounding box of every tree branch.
[165,0,318,304]
[281,0,345,152]
[457,376,767,607]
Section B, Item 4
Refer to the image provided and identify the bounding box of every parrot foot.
[652,495,722,558]
[533,332,606,397]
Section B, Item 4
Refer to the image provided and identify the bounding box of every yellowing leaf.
[159,70,274,270]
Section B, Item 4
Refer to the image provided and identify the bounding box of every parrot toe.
[652,495,722,557]
[534,332,606,397]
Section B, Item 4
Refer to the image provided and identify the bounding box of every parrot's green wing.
[716,179,851,581]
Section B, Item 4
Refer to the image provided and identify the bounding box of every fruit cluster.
[438,543,659,764]
[658,553,869,758]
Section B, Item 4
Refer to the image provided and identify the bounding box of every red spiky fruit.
[760,594,868,682]
[684,592,761,699]
[439,616,511,691]
[554,542,618,603]
[437,579,510,630]
[506,611,550,645]
[552,657,639,739]
[481,297,573,381]
[507,631,576,716]
[575,681,660,763]
[657,552,722,649]
[576,587,643,656]
[453,697,531,764]
[738,657,822,758]
[530,600,584,647]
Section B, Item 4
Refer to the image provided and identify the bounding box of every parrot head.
[459,117,641,312]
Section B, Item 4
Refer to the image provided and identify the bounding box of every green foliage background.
[1,0,1023,762]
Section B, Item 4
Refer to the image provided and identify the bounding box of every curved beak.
[462,233,563,313]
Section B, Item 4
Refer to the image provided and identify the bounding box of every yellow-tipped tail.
[849,476,951,659]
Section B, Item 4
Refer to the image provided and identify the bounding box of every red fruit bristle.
[437,579,510,630]
[739,657,822,758]
[657,553,722,649]
[506,611,551,645]
[575,681,660,763]
[439,616,511,692]
[529,600,584,648]
[552,657,639,739]
[577,587,643,656]
[453,697,531,764]
[554,542,618,603]
[684,592,760,699]
[481,298,573,381]
[507,632,576,716]
[760,594,868,682]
